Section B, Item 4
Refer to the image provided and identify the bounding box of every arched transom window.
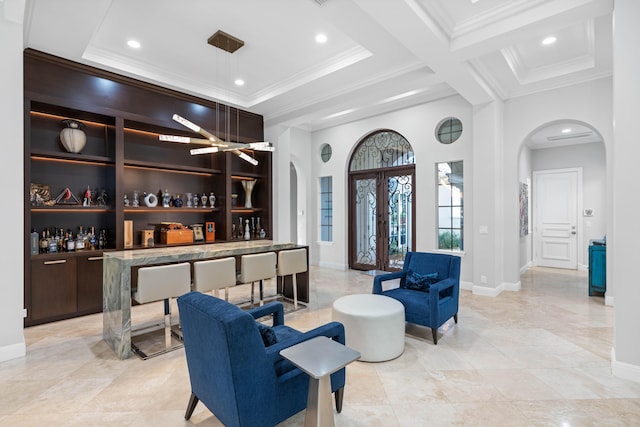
[350,130,415,172]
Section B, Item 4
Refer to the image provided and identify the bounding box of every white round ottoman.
[332,294,405,362]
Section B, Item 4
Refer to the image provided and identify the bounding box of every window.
[436,117,463,144]
[320,143,332,162]
[437,161,463,250]
[320,176,333,241]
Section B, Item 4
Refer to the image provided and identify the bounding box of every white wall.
[531,142,607,269]
[0,0,26,362]
[611,0,640,381]
[309,96,474,279]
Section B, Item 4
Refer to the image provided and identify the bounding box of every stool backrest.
[277,248,307,276]
[238,252,276,283]
[193,257,236,292]
[135,262,191,304]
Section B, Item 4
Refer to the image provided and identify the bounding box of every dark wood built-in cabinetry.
[24,49,271,326]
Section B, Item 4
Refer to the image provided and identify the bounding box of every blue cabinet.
[588,244,606,296]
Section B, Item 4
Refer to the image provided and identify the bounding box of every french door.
[349,166,415,271]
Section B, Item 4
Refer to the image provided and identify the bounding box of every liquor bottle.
[30,228,39,255]
[76,226,85,250]
[98,229,106,250]
[66,230,75,252]
[88,226,97,250]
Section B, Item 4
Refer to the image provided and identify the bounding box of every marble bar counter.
[103,240,302,359]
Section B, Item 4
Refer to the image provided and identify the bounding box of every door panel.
[534,170,578,269]
[353,176,378,270]
[386,173,413,270]
[350,168,414,271]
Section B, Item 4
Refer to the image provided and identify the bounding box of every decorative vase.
[209,192,216,208]
[162,189,170,208]
[132,190,139,207]
[201,193,208,208]
[192,193,199,208]
[241,179,257,209]
[186,192,193,208]
[244,219,251,240]
[144,192,158,207]
[173,194,183,208]
[60,119,86,153]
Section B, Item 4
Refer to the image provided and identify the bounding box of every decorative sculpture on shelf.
[241,179,256,209]
[60,119,87,153]
[83,186,92,207]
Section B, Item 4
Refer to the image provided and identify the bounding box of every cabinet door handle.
[44,259,66,265]
[88,257,104,261]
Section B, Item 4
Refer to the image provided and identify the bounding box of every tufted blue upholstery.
[372,252,461,344]
[177,292,346,427]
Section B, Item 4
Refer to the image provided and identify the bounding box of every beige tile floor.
[2,266,640,426]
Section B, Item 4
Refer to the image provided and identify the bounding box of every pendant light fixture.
[158,30,273,165]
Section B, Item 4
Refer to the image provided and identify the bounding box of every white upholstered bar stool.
[237,252,276,306]
[276,248,307,310]
[131,262,191,359]
[193,257,236,301]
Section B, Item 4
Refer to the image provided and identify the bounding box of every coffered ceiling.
[22,0,613,142]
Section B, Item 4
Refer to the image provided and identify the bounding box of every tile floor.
[2,266,640,426]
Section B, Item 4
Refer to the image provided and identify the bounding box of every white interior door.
[533,169,580,269]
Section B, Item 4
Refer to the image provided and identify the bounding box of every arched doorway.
[348,130,415,271]
[518,119,606,275]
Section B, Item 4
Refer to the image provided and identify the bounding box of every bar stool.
[237,252,276,306]
[131,262,191,359]
[193,257,236,300]
[277,248,307,310]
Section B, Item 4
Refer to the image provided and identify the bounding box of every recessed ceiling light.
[542,36,557,46]
[127,40,141,49]
[234,79,245,87]
[315,33,327,44]
[471,0,480,3]
[561,128,572,134]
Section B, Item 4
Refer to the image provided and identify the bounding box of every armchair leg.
[432,328,438,345]
[334,387,344,413]
[185,392,199,420]
[454,313,458,324]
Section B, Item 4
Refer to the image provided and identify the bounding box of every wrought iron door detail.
[387,174,413,270]
[354,178,377,266]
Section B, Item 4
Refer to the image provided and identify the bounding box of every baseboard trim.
[316,261,347,271]
[0,340,26,363]
[460,280,474,291]
[503,280,521,291]
[611,347,640,384]
[472,283,504,297]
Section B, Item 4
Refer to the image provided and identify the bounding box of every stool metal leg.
[292,274,298,310]
[259,279,264,306]
[164,299,172,349]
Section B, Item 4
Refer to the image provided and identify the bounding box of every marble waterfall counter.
[103,240,302,359]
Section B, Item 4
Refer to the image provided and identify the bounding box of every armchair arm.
[265,321,346,365]
[373,271,406,294]
[247,301,285,326]
[431,277,456,293]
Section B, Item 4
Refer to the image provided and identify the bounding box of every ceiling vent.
[547,131,593,141]
[207,30,244,53]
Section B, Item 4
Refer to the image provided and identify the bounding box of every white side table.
[280,336,360,427]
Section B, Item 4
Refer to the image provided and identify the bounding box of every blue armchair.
[372,252,461,344]
[177,291,347,427]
